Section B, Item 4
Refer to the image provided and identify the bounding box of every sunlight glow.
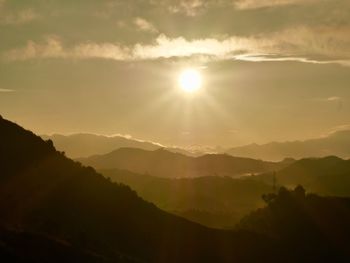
[178,69,202,93]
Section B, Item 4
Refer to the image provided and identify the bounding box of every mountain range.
[78,148,292,178]
[46,131,350,229]
[41,133,162,158]
[1,116,350,262]
[44,129,350,162]
[0,116,282,263]
[42,133,207,159]
[100,154,350,228]
[226,130,350,161]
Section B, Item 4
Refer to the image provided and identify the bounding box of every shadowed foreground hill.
[101,169,271,228]
[238,187,350,262]
[0,116,284,263]
[78,148,291,178]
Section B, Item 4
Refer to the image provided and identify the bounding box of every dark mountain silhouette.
[255,156,350,196]
[0,226,133,263]
[226,130,350,161]
[101,169,271,228]
[238,186,350,262]
[78,148,292,178]
[0,116,285,263]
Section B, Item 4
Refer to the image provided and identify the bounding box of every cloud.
[73,42,131,60]
[3,34,260,61]
[5,37,64,61]
[134,17,158,33]
[4,25,350,66]
[313,96,343,102]
[0,88,14,92]
[4,36,131,61]
[233,0,318,10]
[313,97,344,112]
[326,96,342,102]
[152,0,208,16]
[235,54,350,67]
[326,124,350,136]
[0,8,39,25]
[156,0,324,12]
[133,34,254,59]
[56,132,165,147]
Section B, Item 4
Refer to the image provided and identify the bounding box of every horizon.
[39,125,350,151]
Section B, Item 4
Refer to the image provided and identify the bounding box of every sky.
[0,0,350,148]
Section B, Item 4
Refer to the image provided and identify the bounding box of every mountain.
[101,169,271,228]
[255,156,350,196]
[42,133,205,159]
[0,116,283,263]
[226,130,350,161]
[41,133,162,158]
[238,186,350,262]
[78,148,292,179]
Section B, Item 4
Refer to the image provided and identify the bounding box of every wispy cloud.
[159,0,207,16]
[233,0,318,10]
[4,25,350,66]
[326,124,350,136]
[0,88,15,92]
[235,54,350,67]
[133,34,254,59]
[0,8,39,25]
[326,96,342,102]
[313,96,344,112]
[4,36,130,61]
[313,96,343,103]
[134,17,158,33]
[156,0,320,13]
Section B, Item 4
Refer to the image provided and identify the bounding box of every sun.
[178,69,202,93]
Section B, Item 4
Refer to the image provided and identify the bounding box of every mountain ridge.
[226,130,350,161]
[254,155,350,196]
[78,147,292,178]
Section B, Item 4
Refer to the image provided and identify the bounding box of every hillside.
[101,169,271,228]
[238,187,350,262]
[255,156,350,196]
[78,148,291,178]
[0,116,282,263]
[226,130,350,161]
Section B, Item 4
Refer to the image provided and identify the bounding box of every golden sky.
[0,0,350,147]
